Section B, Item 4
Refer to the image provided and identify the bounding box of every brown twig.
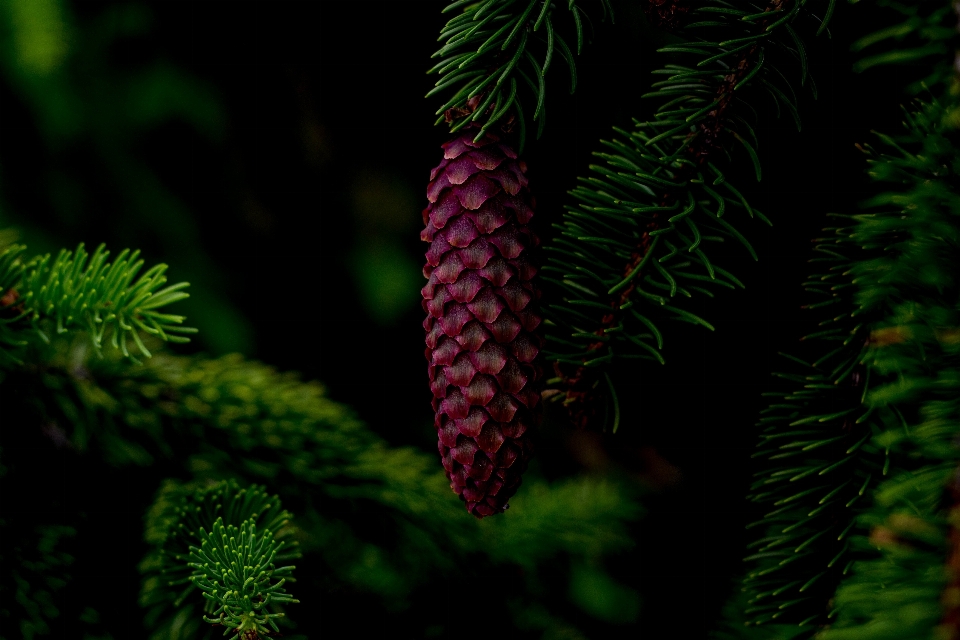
[941,469,960,638]
[643,0,691,32]
[0,287,23,318]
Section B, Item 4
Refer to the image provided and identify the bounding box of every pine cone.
[421,129,542,518]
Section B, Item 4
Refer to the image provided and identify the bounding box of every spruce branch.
[0,317,640,636]
[543,0,832,430]
[737,221,883,629]
[140,480,300,640]
[429,0,613,151]
[735,9,960,630]
[190,518,298,640]
[0,242,195,365]
[814,92,960,639]
[55,345,638,624]
[819,329,959,639]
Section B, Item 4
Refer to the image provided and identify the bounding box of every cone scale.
[421,129,542,518]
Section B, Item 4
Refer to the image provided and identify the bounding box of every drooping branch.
[737,13,960,624]
[429,0,613,151]
[546,0,808,430]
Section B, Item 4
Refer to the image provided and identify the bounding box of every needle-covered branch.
[543,0,834,430]
[736,219,883,630]
[190,518,298,640]
[733,2,960,632]
[4,337,641,634]
[140,480,300,640]
[0,241,195,365]
[817,94,960,640]
[429,0,613,150]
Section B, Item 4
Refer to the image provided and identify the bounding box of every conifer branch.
[3,314,641,637]
[190,518,298,640]
[814,94,960,639]
[734,3,960,630]
[4,319,638,636]
[737,220,882,629]
[140,480,300,640]
[543,0,831,430]
[429,0,613,151]
[34,344,638,605]
[0,242,195,365]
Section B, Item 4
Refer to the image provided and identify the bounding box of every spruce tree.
[3,0,960,638]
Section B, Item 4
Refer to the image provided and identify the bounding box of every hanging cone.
[421,128,543,518]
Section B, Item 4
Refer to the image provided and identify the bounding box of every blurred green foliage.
[1,329,642,638]
[4,524,76,640]
[348,170,422,325]
[0,0,248,355]
[0,1,655,638]
[569,561,641,624]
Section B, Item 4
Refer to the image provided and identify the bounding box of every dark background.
[0,0,915,636]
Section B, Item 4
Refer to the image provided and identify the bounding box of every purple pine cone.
[421,129,542,518]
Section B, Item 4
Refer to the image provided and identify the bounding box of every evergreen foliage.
[727,1,960,637]
[140,480,299,640]
[541,0,832,428]
[189,518,298,639]
[849,0,956,84]
[735,188,879,632]
[0,522,76,640]
[0,0,251,354]
[0,242,195,364]
[7,0,960,638]
[429,0,613,149]
[0,244,640,636]
[816,91,960,640]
